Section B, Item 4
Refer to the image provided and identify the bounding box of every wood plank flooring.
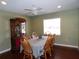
[0,46,79,59]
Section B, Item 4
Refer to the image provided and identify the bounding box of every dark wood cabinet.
[10,17,26,52]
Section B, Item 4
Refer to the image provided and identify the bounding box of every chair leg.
[30,54,33,59]
[44,52,47,59]
[49,49,52,56]
[23,55,25,59]
[51,47,55,56]
[48,48,52,56]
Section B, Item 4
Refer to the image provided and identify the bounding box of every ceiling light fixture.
[1,1,7,5]
[57,5,62,8]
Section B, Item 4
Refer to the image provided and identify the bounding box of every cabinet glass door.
[21,22,26,34]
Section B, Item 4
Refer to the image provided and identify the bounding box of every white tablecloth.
[20,39,47,58]
[28,39,47,58]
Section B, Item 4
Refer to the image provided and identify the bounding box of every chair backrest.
[48,34,56,43]
[44,37,51,51]
[44,34,55,49]
[20,38,32,54]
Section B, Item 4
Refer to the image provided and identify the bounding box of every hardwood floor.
[0,46,79,59]
[54,46,79,59]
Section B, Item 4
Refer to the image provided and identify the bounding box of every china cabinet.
[10,17,26,52]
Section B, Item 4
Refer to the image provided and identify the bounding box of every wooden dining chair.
[50,34,56,53]
[20,38,33,59]
[43,37,52,59]
[43,34,56,59]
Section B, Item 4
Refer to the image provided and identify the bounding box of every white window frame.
[43,18,61,35]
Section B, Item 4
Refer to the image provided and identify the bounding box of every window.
[21,22,26,33]
[43,18,61,35]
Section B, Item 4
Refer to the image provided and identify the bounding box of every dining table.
[20,38,47,59]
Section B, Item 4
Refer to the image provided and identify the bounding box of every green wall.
[29,8,79,46]
[0,8,79,52]
[0,10,29,52]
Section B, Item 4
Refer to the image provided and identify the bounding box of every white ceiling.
[0,0,79,16]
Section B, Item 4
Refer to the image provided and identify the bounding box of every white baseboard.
[54,43,78,48]
[0,48,11,54]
